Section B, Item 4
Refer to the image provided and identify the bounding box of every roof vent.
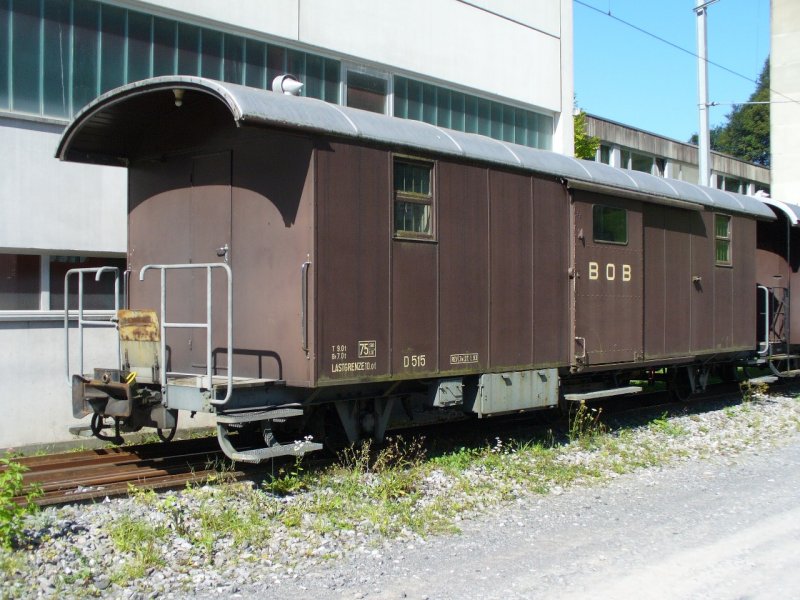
[272,74,304,96]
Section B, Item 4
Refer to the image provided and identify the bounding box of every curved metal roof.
[759,197,800,227]
[57,76,774,220]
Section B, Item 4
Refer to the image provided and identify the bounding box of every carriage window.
[593,205,627,244]
[394,159,433,239]
[715,214,732,266]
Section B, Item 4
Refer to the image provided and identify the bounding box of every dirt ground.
[243,436,800,600]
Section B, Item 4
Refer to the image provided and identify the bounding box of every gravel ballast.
[2,391,799,599]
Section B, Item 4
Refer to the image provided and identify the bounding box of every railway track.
[8,437,245,507]
[7,379,785,509]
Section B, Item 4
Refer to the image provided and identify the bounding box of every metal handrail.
[301,260,311,353]
[64,267,120,384]
[139,263,233,406]
[757,284,770,356]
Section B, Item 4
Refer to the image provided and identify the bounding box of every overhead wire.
[574,0,800,106]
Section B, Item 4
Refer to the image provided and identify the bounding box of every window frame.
[714,213,733,267]
[392,156,435,241]
[592,204,628,246]
[343,64,391,115]
[0,253,127,321]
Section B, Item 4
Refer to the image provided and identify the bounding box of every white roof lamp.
[272,74,304,96]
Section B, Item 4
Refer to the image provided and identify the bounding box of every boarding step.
[563,386,643,402]
[216,407,303,424]
[746,375,779,385]
[229,439,323,464]
[774,369,800,379]
[166,374,282,390]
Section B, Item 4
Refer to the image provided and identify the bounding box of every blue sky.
[573,0,770,143]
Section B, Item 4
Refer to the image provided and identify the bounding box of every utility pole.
[695,0,718,187]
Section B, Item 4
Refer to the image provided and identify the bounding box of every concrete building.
[0,0,574,448]
[585,114,770,196]
[771,0,800,203]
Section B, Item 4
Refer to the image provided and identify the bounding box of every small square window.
[394,159,433,239]
[715,214,732,266]
[593,205,627,245]
[0,254,40,310]
[346,71,387,114]
[50,256,126,310]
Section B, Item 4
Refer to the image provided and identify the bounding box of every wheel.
[90,412,123,444]
[669,368,693,402]
[157,426,177,442]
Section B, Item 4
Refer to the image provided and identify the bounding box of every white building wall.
[2,0,572,448]
[134,0,574,153]
[772,0,800,202]
[0,319,216,448]
[0,320,117,448]
[0,119,127,254]
[297,1,562,110]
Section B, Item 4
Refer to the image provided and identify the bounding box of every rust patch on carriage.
[117,309,160,342]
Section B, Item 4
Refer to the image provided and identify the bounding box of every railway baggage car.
[57,76,775,461]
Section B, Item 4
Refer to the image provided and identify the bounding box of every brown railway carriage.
[755,198,800,366]
[58,77,774,461]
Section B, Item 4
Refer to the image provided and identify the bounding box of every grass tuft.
[0,458,41,549]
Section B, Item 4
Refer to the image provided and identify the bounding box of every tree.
[690,58,770,166]
[574,109,600,160]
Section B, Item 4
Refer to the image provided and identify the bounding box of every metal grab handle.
[64,267,120,385]
[574,336,587,361]
[139,262,233,406]
[301,261,311,353]
[757,285,770,356]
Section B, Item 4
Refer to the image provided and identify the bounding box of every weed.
[263,457,308,495]
[0,548,25,578]
[568,401,606,447]
[109,514,168,554]
[127,483,158,506]
[158,493,189,537]
[109,514,168,581]
[649,412,688,437]
[59,549,92,585]
[372,436,426,473]
[429,446,480,474]
[202,456,239,485]
[740,379,768,403]
[0,458,41,549]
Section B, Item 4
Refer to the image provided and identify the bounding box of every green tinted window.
[393,75,553,150]
[177,23,200,76]
[11,0,40,113]
[394,162,431,196]
[0,1,341,118]
[43,0,70,117]
[593,205,627,244]
[100,4,126,93]
[394,159,433,238]
[715,214,732,266]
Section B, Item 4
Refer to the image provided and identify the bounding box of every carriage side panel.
[731,215,756,349]
[644,205,694,358]
[438,162,489,374]
[532,177,570,366]
[488,170,534,368]
[314,141,391,384]
[690,211,715,352]
[231,133,316,386]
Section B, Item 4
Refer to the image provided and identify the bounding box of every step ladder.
[216,406,322,464]
[757,285,799,378]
